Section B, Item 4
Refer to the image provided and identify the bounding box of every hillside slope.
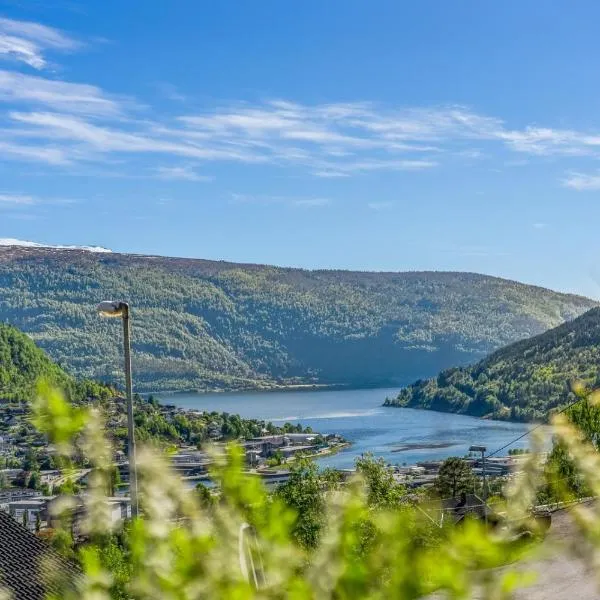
[385,307,600,422]
[0,322,110,403]
[0,245,595,393]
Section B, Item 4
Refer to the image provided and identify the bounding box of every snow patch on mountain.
[0,238,112,253]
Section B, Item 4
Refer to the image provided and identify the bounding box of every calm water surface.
[160,388,549,470]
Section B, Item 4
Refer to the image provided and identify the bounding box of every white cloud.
[4,37,600,182]
[313,170,349,178]
[532,222,548,229]
[0,70,122,116]
[0,17,79,70]
[6,92,600,177]
[562,171,600,191]
[0,139,71,164]
[230,193,330,208]
[8,111,269,163]
[0,192,35,204]
[292,198,330,207]
[0,191,78,207]
[367,201,394,211]
[155,165,213,181]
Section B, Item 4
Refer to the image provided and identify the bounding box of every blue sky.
[2,1,600,297]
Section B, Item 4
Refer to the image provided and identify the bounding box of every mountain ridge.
[0,245,596,393]
[385,306,600,422]
[1,242,596,294]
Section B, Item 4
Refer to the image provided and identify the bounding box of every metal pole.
[481,449,487,499]
[121,303,139,519]
[481,449,488,526]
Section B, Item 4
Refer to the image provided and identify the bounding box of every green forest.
[0,322,311,451]
[0,246,594,392]
[385,306,600,422]
[0,322,110,404]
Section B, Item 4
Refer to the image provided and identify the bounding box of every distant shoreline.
[151,382,405,398]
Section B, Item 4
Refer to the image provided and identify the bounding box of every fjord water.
[162,388,545,469]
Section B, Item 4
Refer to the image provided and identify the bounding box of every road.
[479,506,599,599]
[428,504,600,599]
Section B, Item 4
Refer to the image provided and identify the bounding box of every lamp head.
[97,300,128,317]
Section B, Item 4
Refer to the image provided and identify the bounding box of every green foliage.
[265,449,284,467]
[386,307,600,422]
[27,383,600,600]
[0,323,113,404]
[0,322,315,457]
[355,452,407,509]
[0,247,594,392]
[129,400,312,449]
[0,323,74,402]
[434,457,477,498]
[274,457,325,549]
[543,393,600,500]
[195,483,216,510]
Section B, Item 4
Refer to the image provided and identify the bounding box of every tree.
[543,395,600,500]
[28,470,41,490]
[266,449,284,467]
[22,448,39,472]
[275,457,324,549]
[195,483,215,510]
[108,466,122,496]
[355,453,406,509]
[94,535,132,600]
[30,383,597,600]
[434,457,476,498]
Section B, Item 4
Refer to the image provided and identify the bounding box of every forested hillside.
[385,307,600,422]
[0,323,109,403]
[0,245,595,392]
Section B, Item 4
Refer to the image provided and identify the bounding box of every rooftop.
[0,510,79,599]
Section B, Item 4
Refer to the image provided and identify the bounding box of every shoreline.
[383,400,548,426]
[156,384,544,429]
[149,381,405,398]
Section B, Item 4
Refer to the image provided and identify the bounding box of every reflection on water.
[163,387,550,470]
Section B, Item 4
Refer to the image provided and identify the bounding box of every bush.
[23,382,600,599]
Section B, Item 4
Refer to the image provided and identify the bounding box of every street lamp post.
[97,300,139,519]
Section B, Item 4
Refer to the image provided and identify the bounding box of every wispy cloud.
[532,222,548,229]
[562,171,600,191]
[5,25,600,182]
[0,139,71,164]
[0,70,123,116]
[0,191,79,207]
[0,192,36,204]
[367,201,394,211]
[0,17,79,70]
[292,198,330,208]
[231,193,331,208]
[7,91,600,176]
[154,165,213,181]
